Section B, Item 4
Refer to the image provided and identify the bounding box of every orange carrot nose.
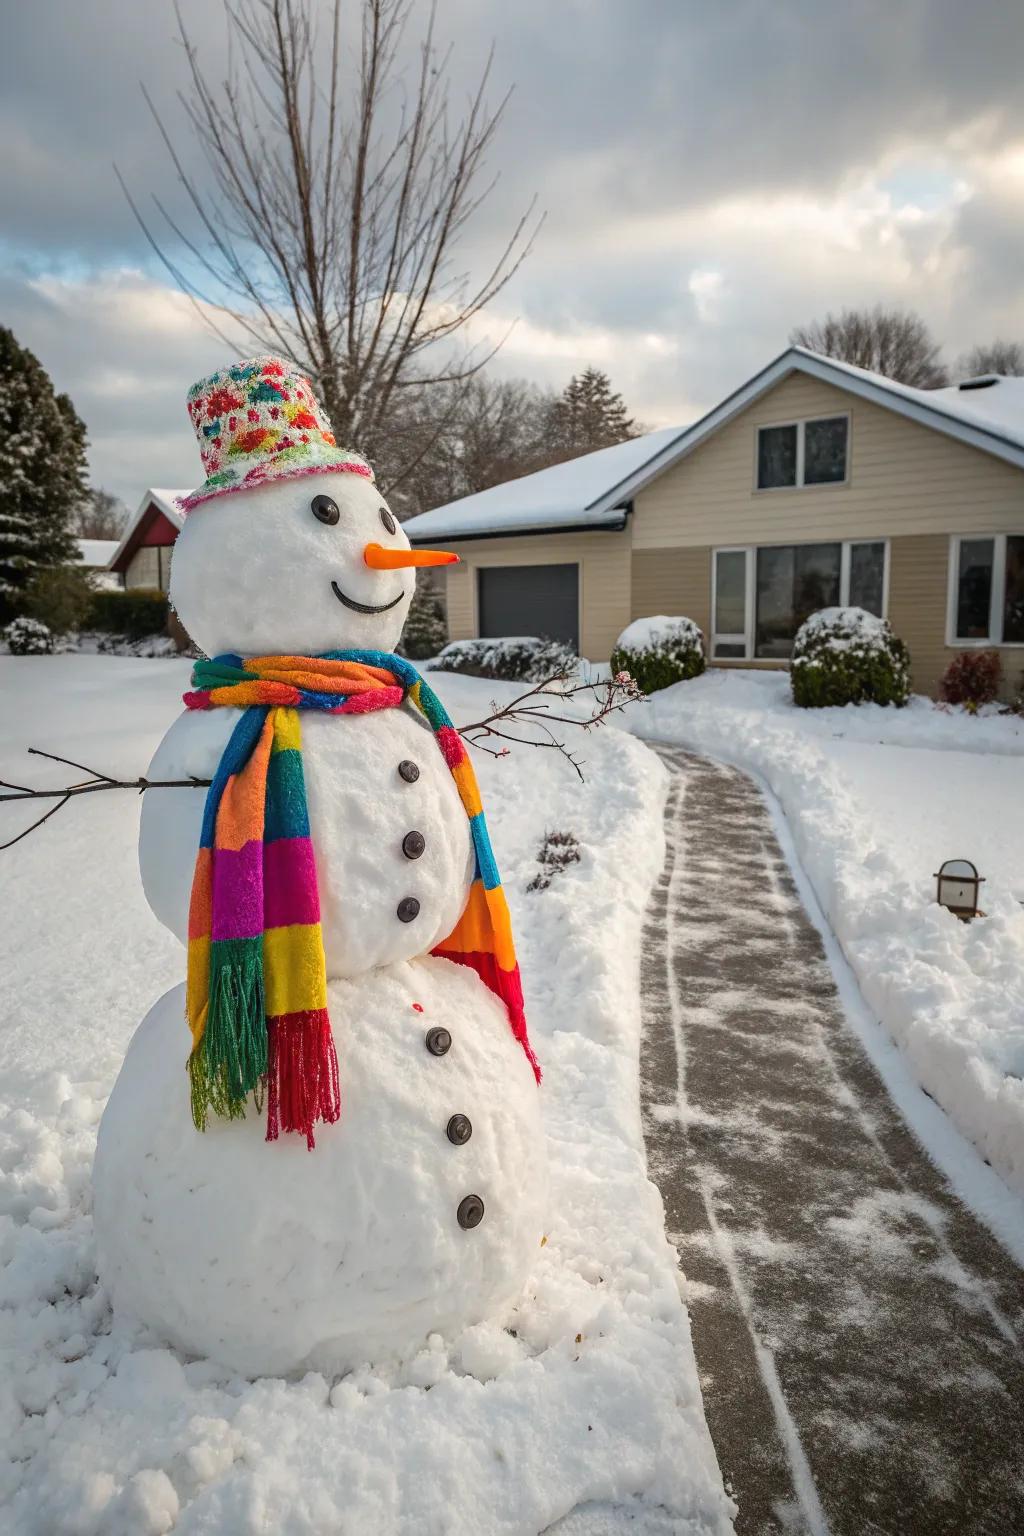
[364,542,459,570]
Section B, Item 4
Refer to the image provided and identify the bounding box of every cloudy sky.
[4,0,1024,506]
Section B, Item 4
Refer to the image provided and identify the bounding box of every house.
[76,538,122,591]
[107,489,190,592]
[403,347,1024,698]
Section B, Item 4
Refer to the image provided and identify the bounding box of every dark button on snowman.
[92,355,547,1378]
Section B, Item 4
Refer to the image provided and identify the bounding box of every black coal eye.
[379,506,397,535]
[311,495,340,526]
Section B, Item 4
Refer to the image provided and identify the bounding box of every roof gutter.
[408,511,629,545]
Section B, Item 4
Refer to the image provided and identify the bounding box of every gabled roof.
[403,426,685,542]
[405,347,1024,543]
[108,488,191,572]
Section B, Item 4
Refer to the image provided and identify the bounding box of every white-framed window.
[756,414,850,491]
[711,538,889,661]
[946,534,1024,647]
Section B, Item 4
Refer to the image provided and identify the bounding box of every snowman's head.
[169,470,456,658]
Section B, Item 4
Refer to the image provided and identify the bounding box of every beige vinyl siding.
[633,373,1024,549]
[125,546,171,591]
[631,548,712,637]
[443,529,631,659]
[888,533,1023,699]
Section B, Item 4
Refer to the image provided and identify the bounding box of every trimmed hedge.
[90,588,169,640]
[431,635,578,682]
[610,615,705,695]
[790,606,910,708]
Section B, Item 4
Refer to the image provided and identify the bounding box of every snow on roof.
[76,538,120,569]
[927,374,1024,447]
[406,349,1024,545]
[787,349,1024,453]
[403,426,685,542]
[145,489,190,531]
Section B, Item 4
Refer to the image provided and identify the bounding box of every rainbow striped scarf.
[183,650,538,1149]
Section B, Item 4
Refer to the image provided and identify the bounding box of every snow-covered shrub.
[4,616,54,655]
[431,635,578,681]
[398,587,447,660]
[940,649,1002,711]
[610,616,705,695]
[790,607,910,708]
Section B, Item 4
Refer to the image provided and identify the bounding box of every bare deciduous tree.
[76,489,129,541]
[120,0,540,487]
[389,374,554,514]
[955,340,1024,379]
[791,306,948,389]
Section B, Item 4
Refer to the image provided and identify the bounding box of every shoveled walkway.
[640,746,1024,1536]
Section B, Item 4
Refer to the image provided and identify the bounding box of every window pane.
[848,542,885,615]
[756,543,841,658]
[715,550,747,636]
[1005,536,1024,644]
[713,641,747,658]
[757,425,797,489]
[804,417,848,484]
[956,539,994,639]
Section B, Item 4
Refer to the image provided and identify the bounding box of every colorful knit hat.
[179,354,373,511]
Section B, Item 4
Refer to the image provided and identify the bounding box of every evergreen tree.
[0,328,88,620]
[547,367,638,459]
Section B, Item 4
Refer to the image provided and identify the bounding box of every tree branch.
[0,674,643,846]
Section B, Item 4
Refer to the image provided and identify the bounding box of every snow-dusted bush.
[610,615,705,695]
[940,649,1002,710]
[398,587,447,661]
[431,635,578,681]
[790,607,910,708]
[4,616,54,655]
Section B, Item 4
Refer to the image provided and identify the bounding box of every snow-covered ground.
[627,668,1024,1208]
[0,656,734,1536]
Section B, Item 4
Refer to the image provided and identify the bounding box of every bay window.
[947,534,1024,646]
[712,539,888,660]
[756,415,849,490]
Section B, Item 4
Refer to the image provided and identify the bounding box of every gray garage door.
[478,564,579,648]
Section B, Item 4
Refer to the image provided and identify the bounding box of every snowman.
[93,356,547,1378]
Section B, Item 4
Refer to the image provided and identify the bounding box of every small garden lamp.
[933,858,985,922]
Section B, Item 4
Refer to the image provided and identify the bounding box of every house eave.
[409,514,628,545]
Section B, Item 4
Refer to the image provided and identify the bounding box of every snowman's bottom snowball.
[93,957,547,1378]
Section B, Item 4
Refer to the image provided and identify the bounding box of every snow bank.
[0,657,733,1535]
[626,668,1024,1203]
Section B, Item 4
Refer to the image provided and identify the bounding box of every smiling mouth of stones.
[330,581,404,615]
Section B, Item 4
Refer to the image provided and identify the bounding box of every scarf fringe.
[189,944,268,1131]
[266,1011,341,1150]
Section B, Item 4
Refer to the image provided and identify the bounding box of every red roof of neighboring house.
[108,489,190,575]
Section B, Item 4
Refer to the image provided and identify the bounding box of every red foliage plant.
[940,649,1002,709]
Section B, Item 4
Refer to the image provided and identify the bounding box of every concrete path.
[640,746,1024,1536]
